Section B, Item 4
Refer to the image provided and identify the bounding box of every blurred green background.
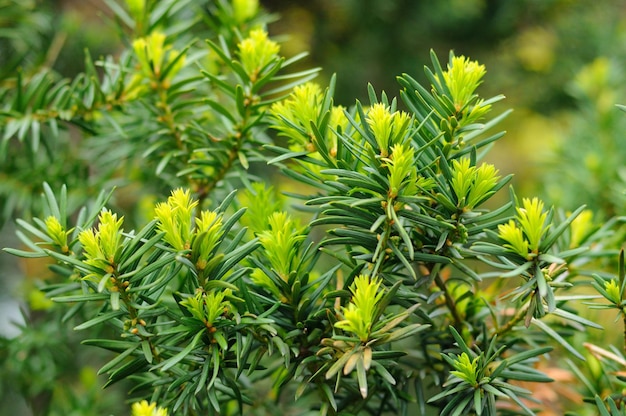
[3,0,626,414]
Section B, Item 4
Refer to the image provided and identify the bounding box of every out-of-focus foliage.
[265,0,626,196]
[540,57,626,218]
[265,0,626,107]
[0,0,119,226]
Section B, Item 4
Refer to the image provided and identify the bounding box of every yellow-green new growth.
[45,216,70,253]
[443,55,487,113]
[383,143,417,198]
[450,352,479,387]
[498,197,549,257]
[468,162,499,208]
[79,209,124,271]
[335,275,385,342]
[238,183,284,235]
[366,103,411,157]
[450,158,474,206]
[257,212,305,281]
[180,289,230,329]
[154,188,198,251]
[270,82,323,148]
[450,158,500,209]
[194,210,224,270]
[516,197,549,252]
[238,29,280,80]
[131,400,168,416]
[232,0,259,23]
[126,0,146,21]
[569,209,594,248]
[604,279,621,305]
[132,31,185,81]
[498,220,529,258]
[270,82,345,159]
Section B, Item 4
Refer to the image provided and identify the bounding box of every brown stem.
[434,273,463,329]
[201,134,242,197]
[157,89,184,149]
[496,305,528,337]
[623,309,626,356]
[195,89,255,204]
[114,275,161,362]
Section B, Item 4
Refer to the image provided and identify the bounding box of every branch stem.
[434,272,463,329]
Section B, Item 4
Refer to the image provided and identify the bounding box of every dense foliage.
[2,1,626,416]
